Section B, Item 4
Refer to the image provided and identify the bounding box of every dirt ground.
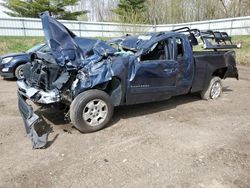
[0,65,249,188]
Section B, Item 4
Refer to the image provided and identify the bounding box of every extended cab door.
[174,36,194,95]
[126,38,179,104]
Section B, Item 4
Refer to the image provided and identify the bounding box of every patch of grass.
[0,36,44,55]
[232,35,250,66]
[0,36,109,56]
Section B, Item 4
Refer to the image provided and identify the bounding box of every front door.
[126,39,179,104]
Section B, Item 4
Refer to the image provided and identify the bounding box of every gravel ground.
[0,65,249,188]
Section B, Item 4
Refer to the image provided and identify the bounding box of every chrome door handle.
[163,69,173,73]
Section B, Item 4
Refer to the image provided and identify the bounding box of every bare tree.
[220,0,229,17]
[77,0,250,23]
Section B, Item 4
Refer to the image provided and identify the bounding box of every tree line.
[2,0,250,23]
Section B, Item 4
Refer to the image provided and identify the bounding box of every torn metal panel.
[38,13,119,92]
[17,80,60,104]
[73,59,114,97]
[18,93,48,149]
[40,12,84,68]
[17,80,39,98]
[40,12,118,71]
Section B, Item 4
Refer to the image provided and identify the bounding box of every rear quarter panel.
[191,51,236,93]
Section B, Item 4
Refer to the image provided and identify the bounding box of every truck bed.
[191,50,237,93]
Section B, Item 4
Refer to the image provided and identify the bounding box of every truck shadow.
[38,93,201,132]
[34,111,61,148]
[34,92,224,148]
[110,87,234,126]
[37,108,69,125]
[32,87,235,148]
[223,86,233,92]
[109,93,201,127]
[3,78,17,81]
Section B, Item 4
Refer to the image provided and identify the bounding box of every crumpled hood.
[40,12,84,68]
[40,12,117,69]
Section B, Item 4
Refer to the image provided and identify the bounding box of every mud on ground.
[0,66,249,188]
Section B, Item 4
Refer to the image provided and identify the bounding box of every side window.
[176,38,184,58]
[141,40,167,61]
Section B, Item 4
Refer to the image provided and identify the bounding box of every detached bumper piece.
[18,93,48,149]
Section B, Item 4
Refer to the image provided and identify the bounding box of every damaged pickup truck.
[17,12,239,148]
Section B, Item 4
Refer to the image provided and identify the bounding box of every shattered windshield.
[108,33,154,52]
[92,40,117,57]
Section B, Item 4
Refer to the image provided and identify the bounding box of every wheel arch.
[74,76,124,106]
[212,67,228,79]
[95,77,123,106]
[202,67,227,93]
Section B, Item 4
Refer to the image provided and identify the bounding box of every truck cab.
[125,33,194,104]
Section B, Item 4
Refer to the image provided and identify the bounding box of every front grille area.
[23,60,62,91]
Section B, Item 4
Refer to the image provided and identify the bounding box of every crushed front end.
[17,52,75,148]
[17,12,119,148]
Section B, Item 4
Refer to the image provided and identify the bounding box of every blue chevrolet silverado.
[17,12,239,148]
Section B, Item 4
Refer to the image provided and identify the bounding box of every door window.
[140,38,178,62]
[175,37,184,58]
[141,40,167,61]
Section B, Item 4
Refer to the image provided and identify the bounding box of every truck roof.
[107,31,182,52]
[108,27,240,52]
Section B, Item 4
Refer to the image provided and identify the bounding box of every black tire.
[14,64,25,79]
[70,90,114,133]
[200,76,222,100]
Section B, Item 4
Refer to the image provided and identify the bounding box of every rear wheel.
[14,64,25,79]
[201,76,222,100]
[70,90,114,133]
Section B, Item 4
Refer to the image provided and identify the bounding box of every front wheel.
[200,76,222,100]
[70,90,114,133]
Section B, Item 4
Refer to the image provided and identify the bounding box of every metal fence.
[155,16,250,36]
[0,16,249,37]
[0,17,152,38]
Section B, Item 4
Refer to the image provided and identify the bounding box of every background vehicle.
[0,43,49,79]
[17,12,239,148]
